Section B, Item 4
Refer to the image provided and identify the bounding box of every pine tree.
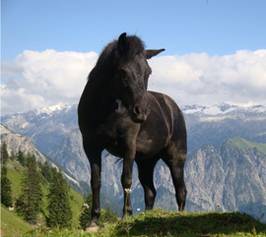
[1,142,12,207]
[40,161,53,182]
[79,194,92,229]
[17,150,26,166]
[1,142,9,164]
[47,168,72,228]
[1,165,13,207]
[15,154,43,224]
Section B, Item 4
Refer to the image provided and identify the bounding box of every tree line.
[1,142,72,227]
[1,142,117,230]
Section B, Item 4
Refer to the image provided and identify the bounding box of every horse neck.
[83,77,116,115]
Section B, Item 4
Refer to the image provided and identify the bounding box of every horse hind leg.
[136,158,158,210]
[163,142,187,211]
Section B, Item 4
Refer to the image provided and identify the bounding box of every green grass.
[227,137,266,154]
[22,209,266,237]
[2,160,266,237]
[6,160,25,200]
[1,205,32,237]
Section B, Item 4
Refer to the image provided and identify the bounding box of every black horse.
[78,33,187,228]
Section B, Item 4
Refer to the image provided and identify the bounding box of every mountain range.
[0,124,80,189]
[1,102,266,223]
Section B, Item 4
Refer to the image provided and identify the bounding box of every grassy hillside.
[24,209,266,237]
[1,159,84,236]
[2,160,266,237]
[227,137,266,154]
[1,205,32,237]
[5,159,25,200]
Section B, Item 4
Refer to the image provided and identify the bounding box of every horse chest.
[97,114,168,158]
[95,115,138,154]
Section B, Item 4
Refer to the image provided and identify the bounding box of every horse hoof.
[85,222,99,233]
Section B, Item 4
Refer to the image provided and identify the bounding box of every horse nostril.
[132,105,147,123]
[133,106,141,115]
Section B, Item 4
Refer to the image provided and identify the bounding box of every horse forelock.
[120,35,145,59]
[95,35,144,71]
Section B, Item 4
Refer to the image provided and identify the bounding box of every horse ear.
[145,49,165,59]
[118,32,128,54]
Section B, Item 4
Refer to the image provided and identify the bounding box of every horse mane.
[88,35,145,81]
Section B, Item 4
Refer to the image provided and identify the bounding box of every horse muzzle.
[131,105,149,123]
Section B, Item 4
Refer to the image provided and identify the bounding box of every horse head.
[114,32,165,123]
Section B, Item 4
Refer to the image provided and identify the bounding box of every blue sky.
[2,0,266,59]
[1,0,266,114]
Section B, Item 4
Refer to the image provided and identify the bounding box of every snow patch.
[183,103,266,116]
[35,103,71,115]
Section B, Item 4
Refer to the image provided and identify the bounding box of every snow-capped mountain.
[3,102,266,132]
[34,103,72,115]
[182,104,266,153]
[1,102,266,222]
[182,103,266,115]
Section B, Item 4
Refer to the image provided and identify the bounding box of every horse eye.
[118,70,127,79]
[118,71,129,87]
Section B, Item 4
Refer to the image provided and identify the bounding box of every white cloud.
[1,49,266,115]
[148,50,266,105]
[1,50,98,114]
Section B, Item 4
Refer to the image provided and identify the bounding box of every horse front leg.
[121,147,135,217]
[89,155,102,225]
[83,141,102,229]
